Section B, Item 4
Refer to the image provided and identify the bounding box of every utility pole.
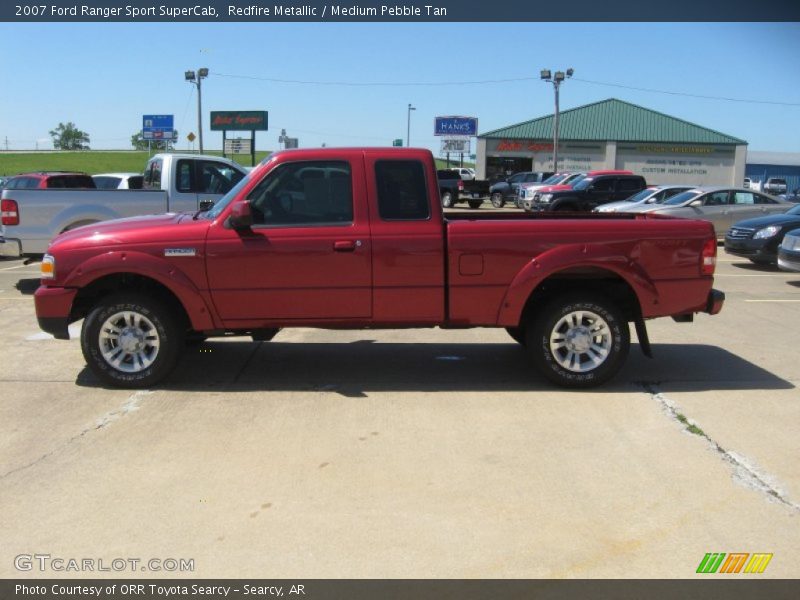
[540,68,574,172]
[407,103,416,147]
[185,68,209,154]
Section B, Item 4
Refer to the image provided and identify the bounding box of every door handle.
[334,240,361,252]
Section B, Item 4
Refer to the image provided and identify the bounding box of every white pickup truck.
[1,154,247,257]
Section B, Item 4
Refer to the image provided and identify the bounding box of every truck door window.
[590,179,614,192]
[176,160,193,192]
[246,160,353,226]
[617,178,641,193]
[375,160,430,220]
[144,159,163,190]
[198,161,245,195]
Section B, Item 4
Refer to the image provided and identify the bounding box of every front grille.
[728,227,755,240]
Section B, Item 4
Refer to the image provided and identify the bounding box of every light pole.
[185,68,209,153]
[407,103,416,147]
[540,67,573,173]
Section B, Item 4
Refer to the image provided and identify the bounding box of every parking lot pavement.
[0,254,798,578]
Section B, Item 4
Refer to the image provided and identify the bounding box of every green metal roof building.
[476,98,747,186]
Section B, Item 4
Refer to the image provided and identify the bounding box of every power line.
[213,71,800,106]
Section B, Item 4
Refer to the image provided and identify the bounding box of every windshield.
[625,188,655,203]
[572,177,594,191]
[663,190,702,206]
[543,173,566,185]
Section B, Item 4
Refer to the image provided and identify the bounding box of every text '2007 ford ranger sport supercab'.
[34,148,724,388]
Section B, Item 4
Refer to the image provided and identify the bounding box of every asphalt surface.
[1,211,798,578]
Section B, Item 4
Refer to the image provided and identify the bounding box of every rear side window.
[375,160,430,221]
[591,178,614,192]
[46,175,95,188]
[128,176,144,190]
[617,178,642,193]
[754,194,777,205]
[93,176,121,189]
[176,160,193,192]
[144,159,163,190]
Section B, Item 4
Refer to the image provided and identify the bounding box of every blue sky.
[1,22,798,154]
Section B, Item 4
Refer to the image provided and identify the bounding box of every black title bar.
[3,0,800,22]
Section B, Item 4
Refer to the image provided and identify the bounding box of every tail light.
[458,180,464,191]
[701,237,717,275]
[1,199,19,226]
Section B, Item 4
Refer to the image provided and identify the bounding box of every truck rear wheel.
[491,192,505,208]
[81,293,184,388]
[527,294,629,388]
[442,191,455,208]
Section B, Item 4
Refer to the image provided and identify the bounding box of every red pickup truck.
[34,148,724,389]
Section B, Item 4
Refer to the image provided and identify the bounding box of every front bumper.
[0,236,22,258]
[777,247,800,272]
[34,285,78,339]
[724,237,774,262]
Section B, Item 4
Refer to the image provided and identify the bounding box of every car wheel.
[442,191,454,208]
[468,199,483,209]
[506,326,526,346]
[527,294,629,388]
[81,293,184,388]
[491,192,505,208]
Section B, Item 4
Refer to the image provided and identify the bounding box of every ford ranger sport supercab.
[34,148,724,389]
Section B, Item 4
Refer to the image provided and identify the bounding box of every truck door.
[205,157,372,321]
[169,159,246,213]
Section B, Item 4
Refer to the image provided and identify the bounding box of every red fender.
[496,243,659,326]
[63,250,218,331]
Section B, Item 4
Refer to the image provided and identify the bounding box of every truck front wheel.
[81,293,184,388]
[527,294,629,388]
[491,192,505,208]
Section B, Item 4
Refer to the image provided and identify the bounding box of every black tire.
[442,191,455,208]
[506,326,526,346]
[81,293,184,388]
[551,203,575,212]
[526,294,629,388]
[491,192,505,208]
[468,198,483,209]
[749,257,773,266]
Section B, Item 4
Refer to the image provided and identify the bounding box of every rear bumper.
[0,236,22,258]
[705,289,725,315]
[34,285,78,339]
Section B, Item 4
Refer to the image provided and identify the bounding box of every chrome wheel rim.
[98,311,160,373]
[549,310,611,372]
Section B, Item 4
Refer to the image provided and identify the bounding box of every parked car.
[725,203,800,265]
[0,176,8,189]
[516,172,585,208]
[777,229,800,272]
[92,173,144,190]
[489,171,554,208]
[594,185,693,213]
[33,147,724,389]
[1,154,246,256]
[448,167,476,181]
[763,178,788,195]
[627,187,792,238]
[3,171,96,189]
[780,189,800,203]
[523,171,645,212]
[437,170,489,209]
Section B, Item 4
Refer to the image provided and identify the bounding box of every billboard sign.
[211,110,268,131]
[441,138,471,154]
[142,114,175,140]
[434,116,478,137]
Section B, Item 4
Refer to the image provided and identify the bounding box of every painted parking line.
[715,273,795,277]
[0,263,37,271]
[744,299,800,303]
[0,297,34,301]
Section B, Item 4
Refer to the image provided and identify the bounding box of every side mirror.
[228,201,253,230]
[689,199,703,207]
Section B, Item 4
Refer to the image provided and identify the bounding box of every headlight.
[540,194,553,203]
[41,254,56,279]
[754,225,781,239]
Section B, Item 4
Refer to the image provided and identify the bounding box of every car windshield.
[543,174,565,185]
[572,177,594,191]
[625,188,654,203]
[663,190,702,206]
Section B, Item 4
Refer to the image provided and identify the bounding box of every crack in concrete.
[0,390,151,482]
[638,381,800,513]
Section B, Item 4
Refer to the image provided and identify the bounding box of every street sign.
[187,132,196,142]
[434,116,478,137]
[392,139,403,147]
[210,110,268,131]
[441,138,471,154]
[142,114,175,140]
[224,138,252,154]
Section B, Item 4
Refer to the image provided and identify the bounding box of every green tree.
[49,122,90,150]
[131,131,176,151]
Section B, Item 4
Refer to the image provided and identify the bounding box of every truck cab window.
[246,161,353,226]
[144,160,163,190]
[375,160,430,220]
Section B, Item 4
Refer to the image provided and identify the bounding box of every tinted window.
[617,178,642,193]
[508,173,526,184]
[144,159,163,190]
[247,160,353,226]
[128,176,144,190]
[590,178,614,192]
[437,170,458,180]
[573,177,594,191]
[375,160,430,221]
[47,175,95,189]
[176,160,193,192]
[754,194,777,205]
[93,176,122,189]
[703,191,731,206]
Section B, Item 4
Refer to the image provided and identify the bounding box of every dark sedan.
[725,204,800,265]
